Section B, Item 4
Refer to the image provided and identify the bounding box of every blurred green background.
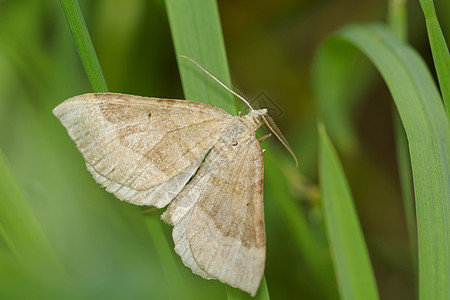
[0,0,448,299]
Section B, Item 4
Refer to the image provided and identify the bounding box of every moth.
[53,57,296,296]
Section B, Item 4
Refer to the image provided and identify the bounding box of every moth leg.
[258,133,271,143]
[238,111,242,117]
[141,207,158,214]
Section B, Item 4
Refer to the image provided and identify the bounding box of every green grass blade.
[388,0,418,285]
[60,0,108,92]
[393,113,417,278]
[0,149,65,296]
[145,213,187,299]
[165,0,237,115]
[316,23,450,299]
[264,151,337,299]
[0,149,59,267]
[165,1,267,298]
[312,41,373,155]
[419,0,450,116]
[387,0,408,41]
[318,124,380,300]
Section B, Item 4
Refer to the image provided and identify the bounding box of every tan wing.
[53,93,232,207]
[162,118,265,296]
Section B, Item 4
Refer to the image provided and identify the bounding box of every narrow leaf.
[264,151,338,299]
[0,149,59,268]
[0,149,65,297]
[60,0,108,92]
[388,0,418,284]
[145,214,187,299]
[318,124,380,300]
[419,0,450,115]
[165,0,237,114]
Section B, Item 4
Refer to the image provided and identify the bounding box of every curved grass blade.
[318,124,380,300]
[316,23,450,299]
[388,0,418,285]
[312,41,373,155]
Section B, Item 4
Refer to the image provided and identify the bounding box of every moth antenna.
[178,55,254,111]
[261,114,298,167]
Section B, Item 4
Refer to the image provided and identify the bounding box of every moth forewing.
[52,93,232,208]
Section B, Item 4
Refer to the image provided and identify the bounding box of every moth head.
[255,109,299,168]
[247,108,267,128]
[249,109,268,126]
